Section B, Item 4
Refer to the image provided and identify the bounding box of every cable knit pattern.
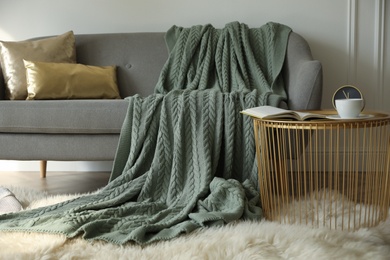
[0,22,291,245]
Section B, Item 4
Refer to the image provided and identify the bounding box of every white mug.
[335,99,364,118]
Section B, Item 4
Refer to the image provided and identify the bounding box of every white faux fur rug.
[1,186,390,259]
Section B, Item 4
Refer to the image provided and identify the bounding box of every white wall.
[0,0,388,171]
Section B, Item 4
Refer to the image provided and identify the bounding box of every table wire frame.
[254,115,390,231]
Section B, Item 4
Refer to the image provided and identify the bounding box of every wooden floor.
[0,171,111,195]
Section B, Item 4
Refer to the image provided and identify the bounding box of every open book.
[241,106,326,121]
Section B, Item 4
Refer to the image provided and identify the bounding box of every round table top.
[253,110,390,128]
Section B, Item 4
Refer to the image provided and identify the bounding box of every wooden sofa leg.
[40,160,47,178]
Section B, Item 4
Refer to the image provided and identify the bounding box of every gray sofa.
[0,31,322,178]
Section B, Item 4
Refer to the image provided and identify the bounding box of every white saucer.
[326,114,374,120]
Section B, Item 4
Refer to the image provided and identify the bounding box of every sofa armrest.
[0,65,5,100]
[283,32,323,111]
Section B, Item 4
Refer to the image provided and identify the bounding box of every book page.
[241,106,326,120]
[294,111,321,120]
[241,106,295,119]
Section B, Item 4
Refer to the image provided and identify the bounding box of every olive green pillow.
[0,31,76,100]
[24,60,121,100]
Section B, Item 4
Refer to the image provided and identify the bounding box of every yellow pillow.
[0,31,76,100]
[24,60,121,100]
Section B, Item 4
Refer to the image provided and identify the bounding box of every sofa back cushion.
[74,33,169,98]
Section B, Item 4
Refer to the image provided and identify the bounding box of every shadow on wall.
[305,36,349,110]
[0,28,15,41]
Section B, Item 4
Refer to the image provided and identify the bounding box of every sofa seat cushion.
[0,100,129,134]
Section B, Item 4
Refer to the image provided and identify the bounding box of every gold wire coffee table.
[253,110,390,231]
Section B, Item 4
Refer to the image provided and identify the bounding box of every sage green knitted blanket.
[0,22,291,245]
